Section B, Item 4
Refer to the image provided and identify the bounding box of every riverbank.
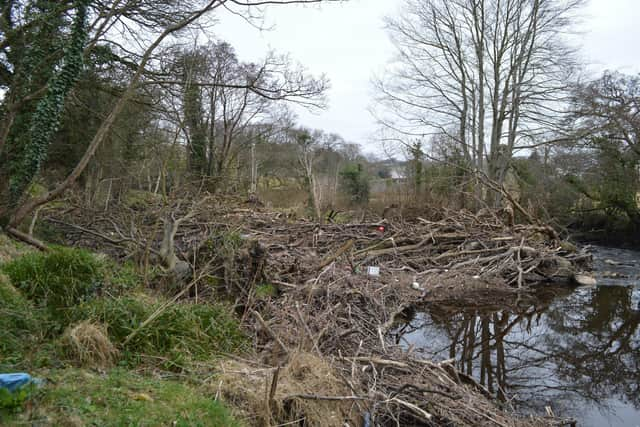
[568,223,640,249]
[1,199,590,426]
[0,239,245,425]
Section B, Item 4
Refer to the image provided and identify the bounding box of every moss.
[72,294,247,364]
[122,189,162,210]
[204,230,244,254]
[255,283,278,299]
[3,368,243,426]
[328,212,353,224]
[26,182,47,198]
[559,241,578,253]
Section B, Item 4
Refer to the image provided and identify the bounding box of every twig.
[252,310,289,356]
[388,397,433,421]
[284,394,369,401]
[317,239,354,269]
[295,302,322,356]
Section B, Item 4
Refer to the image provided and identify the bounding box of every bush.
[73,295,247,362]
[1,248,137,327]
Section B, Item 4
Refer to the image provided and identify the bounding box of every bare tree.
[294,129,324,222]
[374,0,583,205]
[566,71,640,225]
[570,71,640,156]
[156,40,327,190]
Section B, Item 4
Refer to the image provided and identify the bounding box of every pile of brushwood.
[34,191,589,426]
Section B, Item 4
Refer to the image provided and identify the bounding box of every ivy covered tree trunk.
[0,0,89,227]
[180,49,209,175]
[339,163,369,206]
[0,0,68,222]
[184,80,208,174]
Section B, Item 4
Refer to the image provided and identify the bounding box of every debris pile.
[42,196,589,426]
[240,208,591,291]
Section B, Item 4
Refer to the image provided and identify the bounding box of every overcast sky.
[215,0,640,151]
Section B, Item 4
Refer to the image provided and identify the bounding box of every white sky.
[215,0,640,152]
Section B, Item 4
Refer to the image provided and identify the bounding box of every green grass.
[0,274,49,368]
[1,247,138,329]
[2,368,243,426]
[72,294,248,364]
[1,247,246,368]
[0,244,249,424]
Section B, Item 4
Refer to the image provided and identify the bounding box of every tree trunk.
[4,0,224,229]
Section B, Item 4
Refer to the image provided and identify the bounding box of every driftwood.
[39,194,589,426]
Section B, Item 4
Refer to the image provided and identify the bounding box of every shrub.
[340,163,370,206]
[73,295,247,362]
[1,248,137,327]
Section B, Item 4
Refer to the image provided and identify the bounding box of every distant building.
[389,167,406,180]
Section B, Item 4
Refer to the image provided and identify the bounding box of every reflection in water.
[395,285,640,426]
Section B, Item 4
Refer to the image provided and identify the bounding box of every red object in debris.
[377,226,386,233]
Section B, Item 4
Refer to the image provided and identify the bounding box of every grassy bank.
[10,369,241,426]
[0,238,246,426]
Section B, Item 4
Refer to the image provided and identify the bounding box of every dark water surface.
[394,246,640,427]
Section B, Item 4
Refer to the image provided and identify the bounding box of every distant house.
[389,167,406,181]
[370,166,408,195]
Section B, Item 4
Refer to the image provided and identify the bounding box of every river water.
[393,246,640,427]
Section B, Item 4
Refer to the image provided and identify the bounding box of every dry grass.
[0,233,29,264]
[217,352,361,427]
[62,321,119,368]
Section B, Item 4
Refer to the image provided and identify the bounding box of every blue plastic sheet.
[0,373,32,393]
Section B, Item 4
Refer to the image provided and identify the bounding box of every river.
[393,245,640,427]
